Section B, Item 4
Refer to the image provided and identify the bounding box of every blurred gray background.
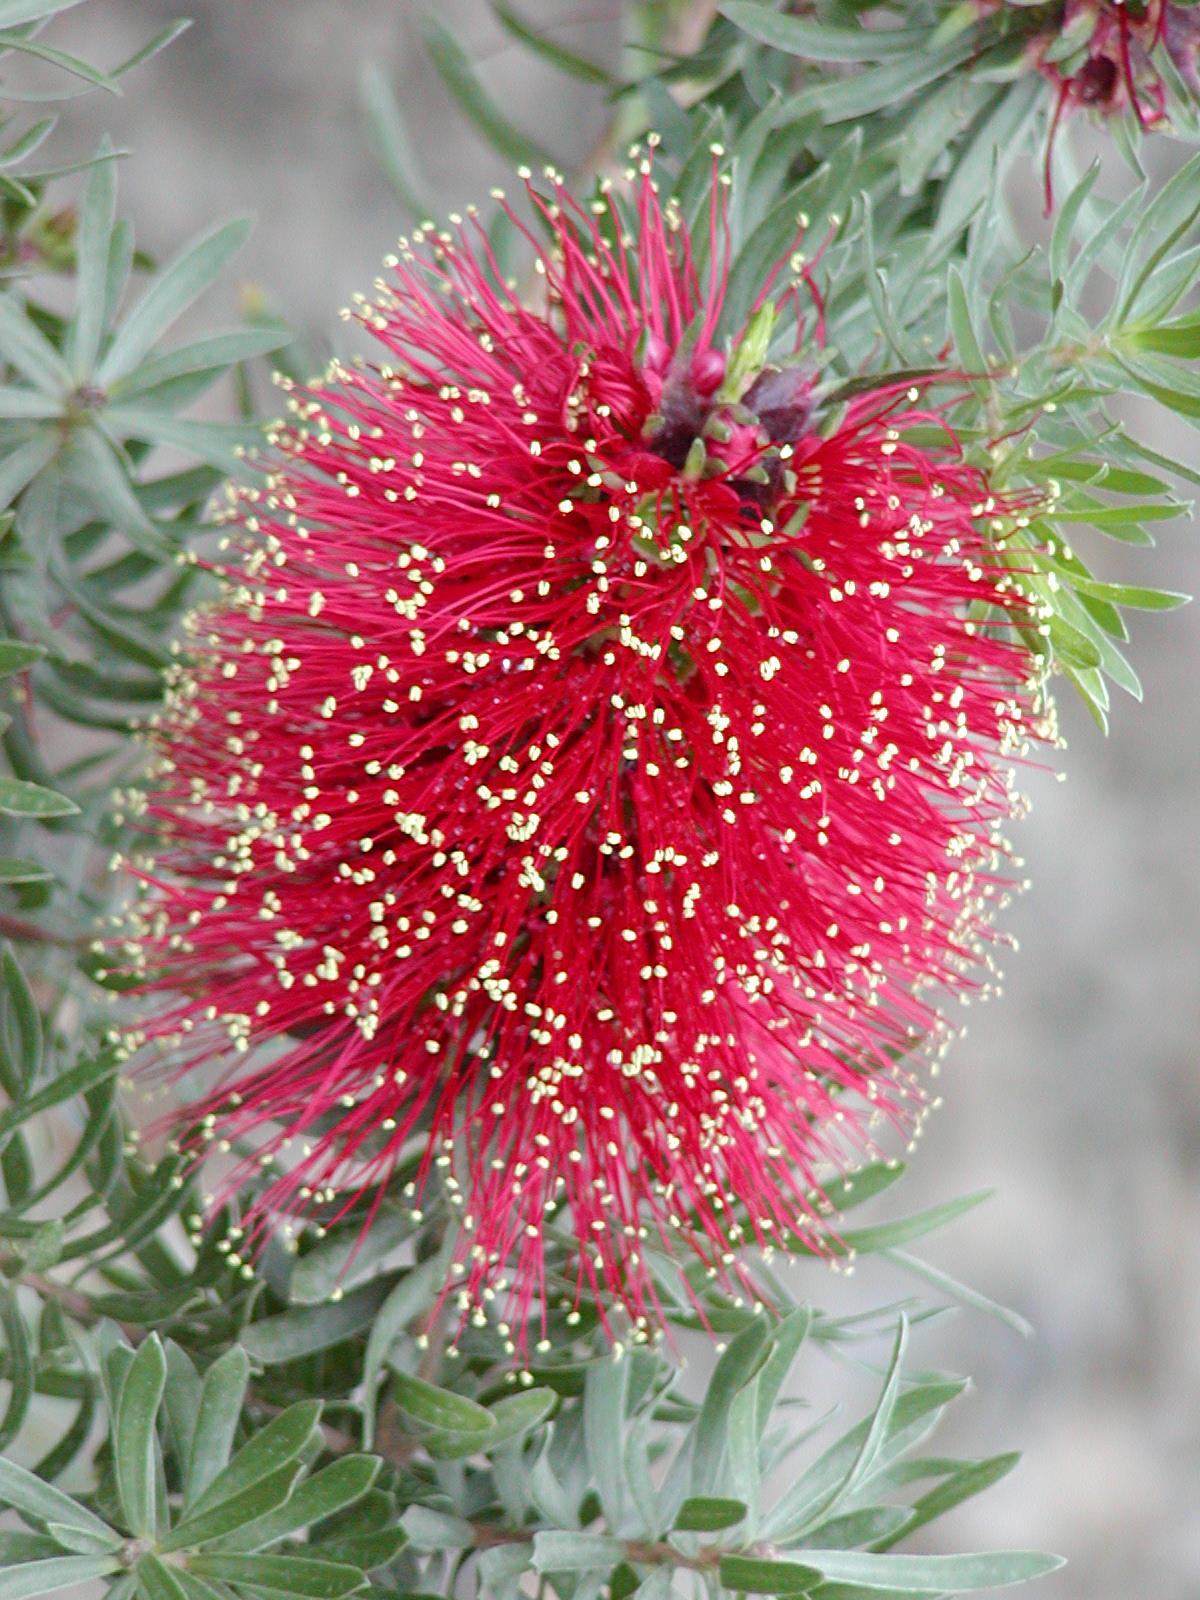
[47,3,1200,1596]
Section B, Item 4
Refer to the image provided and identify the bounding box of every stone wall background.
[46,4,1200,1597]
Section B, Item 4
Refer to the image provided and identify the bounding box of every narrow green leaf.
[1115,425,1200,489]
[628,1574,671,1600]
[1118,149,1200,321]
[1049,160,1100,287]
[136,460,222,513]
[584,1355,629,1527]
[532,1531,625,1573]
[43,1521,115,1556]
[1068,576,1190,611]
[393,1369,495,1435]
[816,1161,905,1216]
[104,217,134,331]
[1049,500,1182,527]
[797,1549,1065,1592]
[0,1051,114,1141]
[1123,316,1200,359]
[187,1400,322,1520]
[807,1317,908,1530]
[0,777,78,818]
[724,1389,759,1516]
[764,1380,968,1541]
[360,63,432,218]
[1049,613,1102,670]
[0,172,34,203]
[419,15,552,169]
[240,1278,391,1364]
[66,136,117,377]
[420,1383,557,1460]
[718,1555,821,1593]
[111,18,192,81]
[1068,659,1113,732]
[874,1454,1021,1551]
[0,640,42,675]
[722,179,821,339]
[898,76,991,197]
[0,429,57,505]
[288,1202,414,1304]
[0,1288,35,1448]
[1035,454,1168,496]
[493,3,615,84]
[0,857,51,884]
[135,1554,189,1600]
[62,1151,187,1263]
[0,1119,32,1210]
[0,388,60,419]
[161,1342,201,1479]
[161,1461,301,1550]
[755,1307,812,1437]
[0,1455,117,1541]
[183,1344,250,1507]
[674,1495,747,1532]
[477,1543,536,1600]
[15,149,126,182]
[482,1387,557,1449]
[223,1455,380,1551]
[0,1535,58,1564]
[690,1317,770,1494]
[400,1506,475,1551]
[63,427,165,554]
[0,295,71,393]
[98,217,253,383]
[792,30,982,122]
[0,31,118,93]
[189,1553,367,1599]
[113,327,289,402]
[114,1334,166,1537]
[0,1,88,25]
[0,117,55,169]
[1063,183,1146,307]
[48,549,172,664]
[806,1505,913,1549]
[885,1249,1033,1338]
[938,76,1040,252]
[360,1252,445,1447]
[159,1579,221,1600]
[829,1190,993,1256]
[947,264,987,382]
[91,1286,205,1324]
[315,1526,410,1572]
[1122,241,1200,327]
[0,1556,121,1599]
[0,947,41,1090]
[719,3,919,59]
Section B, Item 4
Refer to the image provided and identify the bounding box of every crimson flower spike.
[1032,0,1200,209]
[114,144,1047,1354]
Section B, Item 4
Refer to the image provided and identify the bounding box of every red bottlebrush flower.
[1042,1,1170,118]
[1023,0,1197,204]
[116,151,1042,1346]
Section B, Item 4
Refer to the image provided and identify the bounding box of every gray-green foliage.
[0,1133,1063,1599]
[1,1,1193,1595]
[0,7,286,962]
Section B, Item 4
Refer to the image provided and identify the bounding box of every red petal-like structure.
[117,156,1043,1342]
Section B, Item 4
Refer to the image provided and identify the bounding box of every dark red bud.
[689,346,726,397]
[742,366,813,444]
[1075,53,1119,106]
[638,330,671,374]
